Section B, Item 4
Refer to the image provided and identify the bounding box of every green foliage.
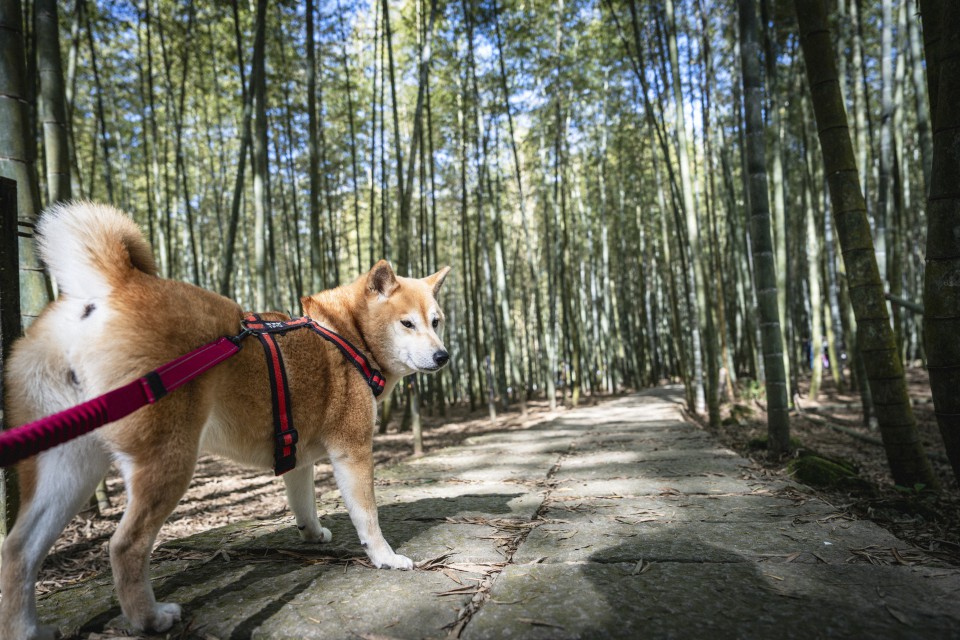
[721,403,752,426]
[893,483,932,496]
[787,453,872,492]
[746,435,802,452]
[739,379,766,403]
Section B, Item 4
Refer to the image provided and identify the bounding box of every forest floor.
[703,367,960,567]
[33,367,960,597]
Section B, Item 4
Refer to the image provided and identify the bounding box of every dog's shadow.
[157,488,526,556]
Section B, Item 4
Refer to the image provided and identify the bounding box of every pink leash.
[0,336,242,468]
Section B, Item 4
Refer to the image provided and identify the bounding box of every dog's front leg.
[283,464,332,542]
[328,446,413,570]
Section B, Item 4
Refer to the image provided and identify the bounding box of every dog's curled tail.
[37,201,157,299]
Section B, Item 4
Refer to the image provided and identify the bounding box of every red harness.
[0,316,385,473]
[241,314,385,474]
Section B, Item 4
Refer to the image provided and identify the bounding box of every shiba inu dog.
[0,202,450,639]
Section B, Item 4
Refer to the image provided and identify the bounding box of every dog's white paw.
[299,525,332,543]
[143,602,181,633]
[373,552,414,570]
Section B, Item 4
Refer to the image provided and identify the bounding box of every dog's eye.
[432,318,440,329]
[401,320,414,329]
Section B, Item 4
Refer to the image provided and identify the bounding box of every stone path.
[38,387,960,639]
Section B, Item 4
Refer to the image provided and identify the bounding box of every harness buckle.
[273,428,299,475]
[228,328,252,347]
[275,428,299,448]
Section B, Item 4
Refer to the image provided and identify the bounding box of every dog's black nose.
[433,350,449,367]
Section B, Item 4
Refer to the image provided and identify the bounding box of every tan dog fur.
[0,202,451,639]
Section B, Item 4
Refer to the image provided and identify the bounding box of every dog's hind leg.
[328,445,413,570]
[0,436,111,640]
[109,429,198,634]
[0,333,110,640]
[283,464,332,542]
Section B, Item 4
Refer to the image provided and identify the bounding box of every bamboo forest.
[2,0,960,497]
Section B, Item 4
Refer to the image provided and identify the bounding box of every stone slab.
[563,446,743,462]
[41,558,475,639]
[394,522,512,563]
[344,481,545,521]
[379,454,558,484]
[463,563,960,640]
[463,427,589,446]
[550,475,782,498]
[570,428,730,451]
[36,560,192,638]
[554,455,750,481]
[547,418,687,431]
[431,438,573,456]
[546,401,683,426]
[541,493,840,524]
[404,448,560,469]
[251,563,475,639]
[166,514,507,564]
[513,519,917,565]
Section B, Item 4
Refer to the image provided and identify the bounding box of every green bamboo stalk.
[738,0,790,455]
[794,0,938,490]
[919,0,960,486]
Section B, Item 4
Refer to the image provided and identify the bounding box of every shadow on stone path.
[36,387,960,639]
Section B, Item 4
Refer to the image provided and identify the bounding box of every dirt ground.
[29,370,960,595]
[703,367,960,568]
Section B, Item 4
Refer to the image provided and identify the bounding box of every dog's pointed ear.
[424,266,451,298]
[367,260,398,298]
[300,294,319,316]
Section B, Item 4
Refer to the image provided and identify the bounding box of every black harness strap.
[241,314,385,475]
[245,314,298,475]
[305,323,386,397]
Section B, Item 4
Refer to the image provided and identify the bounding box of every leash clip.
[228,328,252,347]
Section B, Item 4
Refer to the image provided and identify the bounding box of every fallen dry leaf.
[885,604,911,626]
[519,618,565,630]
